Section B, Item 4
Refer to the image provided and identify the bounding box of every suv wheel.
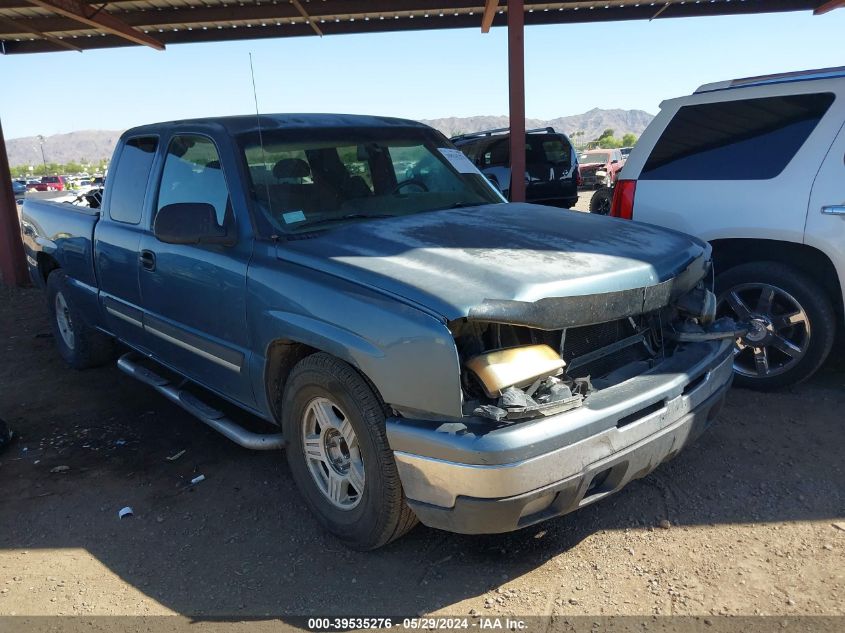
[589,187,613,215]
[281,353,418,550]
[715,262,835,390]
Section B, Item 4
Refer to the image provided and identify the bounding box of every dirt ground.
[0,272,843,621]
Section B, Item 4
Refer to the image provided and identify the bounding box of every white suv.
[610,67,845,390]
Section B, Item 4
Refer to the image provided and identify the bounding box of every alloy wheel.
[718,283,810,379]
[301,397,365,510]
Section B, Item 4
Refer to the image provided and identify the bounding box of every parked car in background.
[12,180,27,196]
[578,148,623,188]
[451,127,580,208]
[611,66,845,390]
[620,146,634,160]
[21,113,735,549]
[27,175,66,192]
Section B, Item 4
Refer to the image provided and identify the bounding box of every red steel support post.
[0,119,29,286]
[507,0,526,203]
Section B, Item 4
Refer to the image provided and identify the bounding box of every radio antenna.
[249,52,273,219]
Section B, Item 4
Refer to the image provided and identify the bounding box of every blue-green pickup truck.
[20,114,736,549]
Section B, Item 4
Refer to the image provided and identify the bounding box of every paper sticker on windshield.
[438,147,481,174]
[282,210,306,224]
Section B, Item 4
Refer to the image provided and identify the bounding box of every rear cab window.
[108,136,159,224]
[641,93,835,180]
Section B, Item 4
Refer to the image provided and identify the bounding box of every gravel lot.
[0,254,843,622]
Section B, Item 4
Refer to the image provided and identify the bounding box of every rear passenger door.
[805,101,845,305]
[137,133,256,407]
[97,136,158,349]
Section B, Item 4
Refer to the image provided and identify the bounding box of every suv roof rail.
[450,126,557,142]
[695,66,845,94]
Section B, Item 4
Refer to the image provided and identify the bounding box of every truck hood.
[276,203,709,326]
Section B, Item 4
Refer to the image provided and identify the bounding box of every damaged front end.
[452,270,745,423]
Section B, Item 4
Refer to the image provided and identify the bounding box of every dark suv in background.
[451,127,579,208]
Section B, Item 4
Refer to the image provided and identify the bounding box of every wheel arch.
[36,252,61,284]
[710,238,844,323]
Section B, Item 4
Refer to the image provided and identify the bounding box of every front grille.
[562,319,634,363]
[562,318,654,380]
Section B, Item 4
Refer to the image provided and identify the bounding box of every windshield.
[238,127,504,235]
[579,152,610,164]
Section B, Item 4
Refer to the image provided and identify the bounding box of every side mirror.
[153,203,234,246]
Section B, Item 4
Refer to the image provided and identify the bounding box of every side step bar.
[117,352,286,451]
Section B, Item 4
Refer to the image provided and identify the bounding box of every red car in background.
[577,149,624,188]
[27,176,66,192]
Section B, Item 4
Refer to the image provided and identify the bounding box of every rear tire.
[715,262,835,390]
[46,270,115,369]
[589,187,613,215]
[281,353,418,550]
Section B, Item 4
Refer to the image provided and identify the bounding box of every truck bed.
[20,198,100,290]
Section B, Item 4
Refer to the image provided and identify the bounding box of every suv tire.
[281,353,418,550]
[715,262,835,390]
[589,187,613,215]
[46,269,115,369]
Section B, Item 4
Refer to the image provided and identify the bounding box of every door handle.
[139,250,156,271]
[821,205,845,216]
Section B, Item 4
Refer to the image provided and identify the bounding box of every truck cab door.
[138,133,255,408]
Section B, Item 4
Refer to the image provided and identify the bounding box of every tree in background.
[621,133,638,147]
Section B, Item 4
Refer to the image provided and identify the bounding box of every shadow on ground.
[1,286,843,616]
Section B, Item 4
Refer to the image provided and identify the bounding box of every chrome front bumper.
[386,339,734,534]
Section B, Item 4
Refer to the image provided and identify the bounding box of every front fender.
[247,250,464,421]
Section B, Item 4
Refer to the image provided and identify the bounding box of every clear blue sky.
[0,9,842,139]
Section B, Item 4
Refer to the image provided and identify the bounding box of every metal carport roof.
[0,0,840,55]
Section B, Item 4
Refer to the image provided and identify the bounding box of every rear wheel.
[281,353,417,550]
[715,262,835,390]
[46,270,115,369]
[589,187,613,215]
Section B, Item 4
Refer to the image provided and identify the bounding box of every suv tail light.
[575,166,582,187]
[610,179,636,220]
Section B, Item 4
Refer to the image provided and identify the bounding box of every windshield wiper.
[296,213,396,230]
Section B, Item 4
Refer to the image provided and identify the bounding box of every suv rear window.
[640,93,835,180]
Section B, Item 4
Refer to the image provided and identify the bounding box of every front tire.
[715,262,835,390]
[46,270,115,369]
[281,353,418,550]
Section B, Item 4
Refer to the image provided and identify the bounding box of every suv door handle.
[821,205,845,216]
[139,250,156,271]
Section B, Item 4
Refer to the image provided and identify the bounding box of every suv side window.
[109,136,158,224]
[157,135,231,226]
[641,93,835,180]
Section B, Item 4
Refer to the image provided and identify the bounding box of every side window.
[641,93,835,180]
[109,136,158,224]
[157,135,231,226]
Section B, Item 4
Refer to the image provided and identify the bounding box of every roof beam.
[814,0,845,14]
[290,0,323,36]
[23,0,164,49]
[481,0,499,32]
[0,14,81,50]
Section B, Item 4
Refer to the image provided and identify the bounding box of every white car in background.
[610,66,845,390]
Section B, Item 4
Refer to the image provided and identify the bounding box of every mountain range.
[4,108,654,167]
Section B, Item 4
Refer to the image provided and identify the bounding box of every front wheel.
[281,353,418,550]
[715,262,835,390]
